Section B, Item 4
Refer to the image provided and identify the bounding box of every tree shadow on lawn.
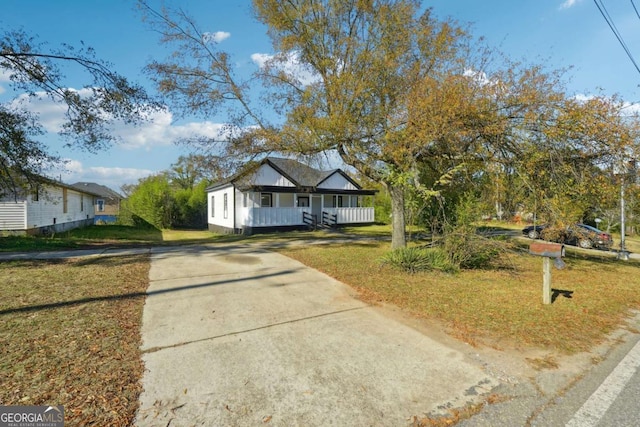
[0,266,298,316]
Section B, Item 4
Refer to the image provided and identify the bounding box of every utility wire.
[593,0,640,75]
[632,0,640,20]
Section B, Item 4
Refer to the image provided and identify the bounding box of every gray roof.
[71,182,123,199]
[207,157,365,192]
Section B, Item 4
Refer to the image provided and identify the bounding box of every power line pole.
[619,175,629,260]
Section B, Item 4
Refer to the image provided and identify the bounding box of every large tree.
[0,29,156,197]
[140,0,638,247]
[141,0,482,248]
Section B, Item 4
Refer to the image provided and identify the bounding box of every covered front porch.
[238,191,375,229]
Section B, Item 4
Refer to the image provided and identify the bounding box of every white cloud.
[573,93,640,116]
[111,107,230,150]
[9,88,97,133]
[0,69,12,94]
[621,102,640,115]
[463,68,493,86]
[574,93,595,102]
[559,0,582,10]
[7,90,231,150]
[203,31,231,44]
[251,51,321,86]
[250,53,271,68]
[58,159,154,190]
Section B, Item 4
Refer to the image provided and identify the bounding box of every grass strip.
[278,241,640,354]
[0,255,149,426]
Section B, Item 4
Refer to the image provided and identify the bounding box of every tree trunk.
[386,181,407,249]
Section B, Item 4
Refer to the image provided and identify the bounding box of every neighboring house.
[206,157,376,235]
[72,182,123,224]
[0,178,99,236]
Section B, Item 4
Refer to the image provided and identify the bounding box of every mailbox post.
[529,242,565,305]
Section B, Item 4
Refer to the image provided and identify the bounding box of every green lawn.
[0,224,390,252]
[278,241,640,354]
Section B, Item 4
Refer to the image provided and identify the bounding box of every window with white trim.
[260,193,272,207]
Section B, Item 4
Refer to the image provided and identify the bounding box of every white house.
[72,182,124,224]
[206,157,376,234]
[0,179,99,235]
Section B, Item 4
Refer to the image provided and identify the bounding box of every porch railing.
[322,211,337,227]
[240,207,309,227]
[239,206,373,227]
[323,207,374,224]
[302,211,317,229]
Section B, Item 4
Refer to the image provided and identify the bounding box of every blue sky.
[2,0,640,192]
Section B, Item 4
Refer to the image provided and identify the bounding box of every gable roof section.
[206,157,375,194]
[72,182,123,199]
[265,158,332,187]
[234,161,296,189]
[1,171,104,201]
[317,170,361,190]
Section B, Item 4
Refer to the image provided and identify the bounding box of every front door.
[311,195,322,219]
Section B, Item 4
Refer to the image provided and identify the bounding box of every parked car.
[522,224,547,239]
[523,223,613,250]
[563,224,614,250]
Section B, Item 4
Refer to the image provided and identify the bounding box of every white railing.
[240,207,310,227]
[323,207,374,224]
[239,206,374,227]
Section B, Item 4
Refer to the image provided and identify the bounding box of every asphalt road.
[457,322,640,427]
[539,334,640,427]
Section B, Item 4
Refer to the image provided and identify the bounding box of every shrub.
[381,247,458,274]
[442,226,510,270]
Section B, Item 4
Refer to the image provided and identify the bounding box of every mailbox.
[529,242,565,258]
[529,242,566,305]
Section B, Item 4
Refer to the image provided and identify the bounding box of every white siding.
[0,201,27,230]
[234,188,245,228]
[26,185,95,229]
[208,184,235,229]
[247,164,295,187]
[317,172,357,190]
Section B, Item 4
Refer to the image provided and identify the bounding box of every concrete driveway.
[135,244,498,426]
